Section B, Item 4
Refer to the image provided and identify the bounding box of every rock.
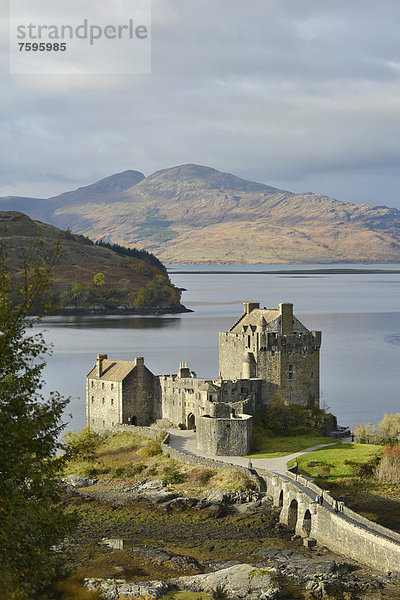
[63,474,97,488]
[85,578,168,599]
[136,480,166,491]
[171,563,280,599]
[203,488,261,505]
[233,501,261,514]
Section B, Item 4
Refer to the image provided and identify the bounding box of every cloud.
[0,0,400,207]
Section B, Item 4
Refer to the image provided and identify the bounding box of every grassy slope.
[246,435,335,459]
[0,211,182,311]
[287,442,400,531]
[63,431,255,495]
[286,442,383,481]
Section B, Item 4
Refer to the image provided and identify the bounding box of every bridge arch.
[302,509,312,537]
[287,498,298,530]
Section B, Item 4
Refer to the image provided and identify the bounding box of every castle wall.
[87,378,122,432]
[159,375,213,428]
[219,327,321,408]
[279,335,320,407]
[121,359,157,426]
[219,332,247,380]
[159,374,258,430]
[196,414,253,456]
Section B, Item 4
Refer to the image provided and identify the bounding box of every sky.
[1,0,400,208]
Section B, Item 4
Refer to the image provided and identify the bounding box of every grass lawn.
[286,442,383,484]
[246,435,335,459]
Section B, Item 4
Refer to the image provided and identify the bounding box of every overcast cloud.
[1,0,400,208]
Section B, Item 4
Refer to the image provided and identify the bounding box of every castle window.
[288,365,293,380]
[102,383,105,390]
[102,398,105,405]
[91,381,94,388]
[247,335,251,347]
[111,383,114,390]
[91,396,94,403]
[112,421,114,426]
[111,399,114,406]
[92,419,94,424]
[311,372,314,379]
[103,420,105,426]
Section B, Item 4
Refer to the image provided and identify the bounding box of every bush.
[140,440,162,458]
[188,467,216,486]
[353,455,380,478]
[317,465,331,478]
[163,462,185,485]
[62,428,101,462]
[211,585,230,600]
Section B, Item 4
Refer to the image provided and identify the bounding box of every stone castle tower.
[86,300,322,454]
[219,302,321,407]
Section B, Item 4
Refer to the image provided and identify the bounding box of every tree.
[0,239,72,599]
[378,413,400,442]
[93,272,105,287]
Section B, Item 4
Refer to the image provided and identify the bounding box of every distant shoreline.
[35,304,192,317]
[168,268,400,275]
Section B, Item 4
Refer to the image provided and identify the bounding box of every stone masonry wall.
[121,361,156,426]
[196,415,253,455]
[87,378,122,432]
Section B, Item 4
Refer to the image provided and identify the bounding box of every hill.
[0,211,187,314]
[2,165,400,263]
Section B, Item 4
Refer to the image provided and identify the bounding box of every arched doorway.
[131,416,137,425]
[279,490,284,507]
[302,509,312,537]
[288,499,298,530]
[187,413,195,429]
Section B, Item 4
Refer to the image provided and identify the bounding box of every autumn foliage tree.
[0,238,72,599]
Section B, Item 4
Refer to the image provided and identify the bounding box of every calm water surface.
[36,264,400,433]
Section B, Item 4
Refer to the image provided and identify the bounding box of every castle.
[86,301,321,455]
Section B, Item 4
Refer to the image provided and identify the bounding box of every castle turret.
[242,351,256,379]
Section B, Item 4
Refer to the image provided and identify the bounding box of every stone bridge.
[161,430,400,574]
[248,468,400,574]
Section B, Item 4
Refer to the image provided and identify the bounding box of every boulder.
[62,474,97,488]
[171,563,280,599]
[85,578,168,599]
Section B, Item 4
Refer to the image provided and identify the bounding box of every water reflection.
[41,315,180,330]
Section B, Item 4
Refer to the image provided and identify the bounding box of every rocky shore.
[63,476,400,599]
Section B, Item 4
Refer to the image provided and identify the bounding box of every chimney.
[243,302,260,315]
[96,354,108,378]
[178,361,190,378]
[134,357,144,369]
[279,302,293,335]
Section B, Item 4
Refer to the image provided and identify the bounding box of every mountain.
[2,165,400,263]
[0,211,186,313]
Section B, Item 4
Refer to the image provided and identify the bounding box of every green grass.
[246,435,335,459]
[287,442,383,483]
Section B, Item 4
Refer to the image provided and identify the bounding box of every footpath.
[167,429,400,547]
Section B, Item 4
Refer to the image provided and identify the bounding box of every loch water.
[36,264,400,433]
